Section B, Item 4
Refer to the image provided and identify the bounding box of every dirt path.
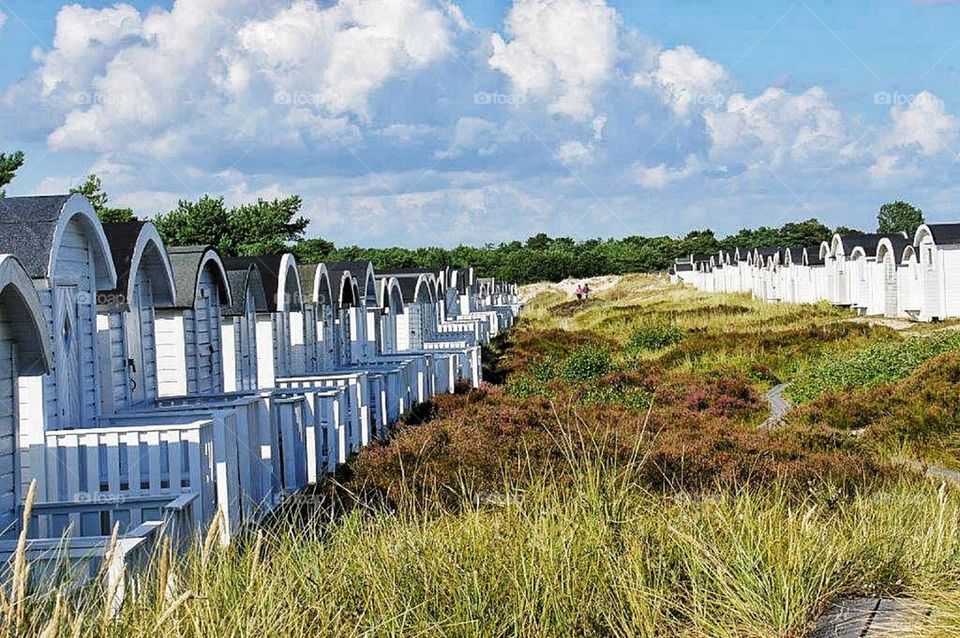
[760,383,791,430]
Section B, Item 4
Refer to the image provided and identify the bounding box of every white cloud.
[8,0,462,156]
[489,0,619,121]
[0,11,7,32]
[869,91,960,180]
[880,91,959,156]
[635,45,727,117]
[704,86,852,170]
[633,154,701,189]
[554,140,593,167]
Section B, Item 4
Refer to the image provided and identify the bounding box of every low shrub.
[561,344,613,381]
[626,320,685,353]
[788,332,960,403]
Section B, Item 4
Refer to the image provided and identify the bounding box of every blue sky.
[1,0,959,247]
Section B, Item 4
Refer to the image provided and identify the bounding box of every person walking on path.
[575,284,583,301]
[582,283,591,300]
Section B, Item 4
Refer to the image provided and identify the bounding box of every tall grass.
[7,448,960,637]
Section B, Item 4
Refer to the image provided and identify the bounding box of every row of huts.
[671,223,960,321]
[0,194,520,593]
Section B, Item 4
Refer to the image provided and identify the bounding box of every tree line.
[0,151,926,285]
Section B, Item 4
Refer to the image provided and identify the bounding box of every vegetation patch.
[787,331,960,403]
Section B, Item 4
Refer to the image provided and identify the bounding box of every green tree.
[0,151,25,198]
[155,195,232,253]
[155,195,308,257]
[834,225,864,237]
[228,196,308,257]
[70,174,136,223]
[293,238,336,264]
[877,201,924,236]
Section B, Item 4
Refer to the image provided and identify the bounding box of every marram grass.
[6,453,960,637]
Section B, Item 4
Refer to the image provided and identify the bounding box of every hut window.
[62,314,73,350]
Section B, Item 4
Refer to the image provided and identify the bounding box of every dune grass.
[7,274,960,636]
[9,446,960,637]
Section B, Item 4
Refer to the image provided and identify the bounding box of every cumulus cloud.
[6,0,463,156]
[554,140,594,167]
[704,86,852,170]
[869,91,960,179]
[0,11,7,32]
[635,45,727,117]
[633,154,702,189]
[489,0,619,121]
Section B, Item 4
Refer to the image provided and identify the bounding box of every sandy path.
[519,275,622,305]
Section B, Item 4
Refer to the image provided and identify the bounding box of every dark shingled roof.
[99,221,146,297]
[880,235,911,262]
[925,223,960,246]
[674,263,693,272]
[222,263,269,316]
[805,245,825,266]
[325,260,367,307]
[222,255,298,312]
[0,195,74,278]
[297,263,318,301]
[376,272,430,303]
[842,233,907,258]
[784,247,804,264]
[167,245,230,309]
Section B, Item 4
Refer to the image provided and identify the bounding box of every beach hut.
[378,276,405,356]
[221,260,269,392]
[0,256,52,536]
[874,237,911,318]
[155,246,232,397]
[96,221,178,413]
[913,223,960,321]
[0,194,116,469]
[222,255,304,385]
[325,262,363,367]
[899,245,922,319]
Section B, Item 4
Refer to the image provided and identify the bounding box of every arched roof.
[875,236,911,265]
[166,245,232,309]
[377,277,405,315]
[326,261,373,308]
[783,247,803,266]
[0,194,117,288]
[223,254,303,312]
[308,263,335,308]
[0,255,53,375]
[222,261,269,317]
[99,221,177,308]
[915,223,960,247]
[846,233,908,260]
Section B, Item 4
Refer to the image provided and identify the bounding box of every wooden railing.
[41,419,214,540]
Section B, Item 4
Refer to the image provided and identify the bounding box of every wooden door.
[55,285,83,427]
[0,324,17,537]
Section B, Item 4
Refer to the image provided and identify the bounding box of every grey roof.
[925,223,960,246]
[99,221,146,297]
[805,245,825,266]
[784,247,804,264]
[843,233,907,258]
[167,245,230,309]
[0,195,74,277]
[222,255,294,311]
[222,262,269,316]
[297,263,318,300]
[326,260,371,306]
[674,263,693,272]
